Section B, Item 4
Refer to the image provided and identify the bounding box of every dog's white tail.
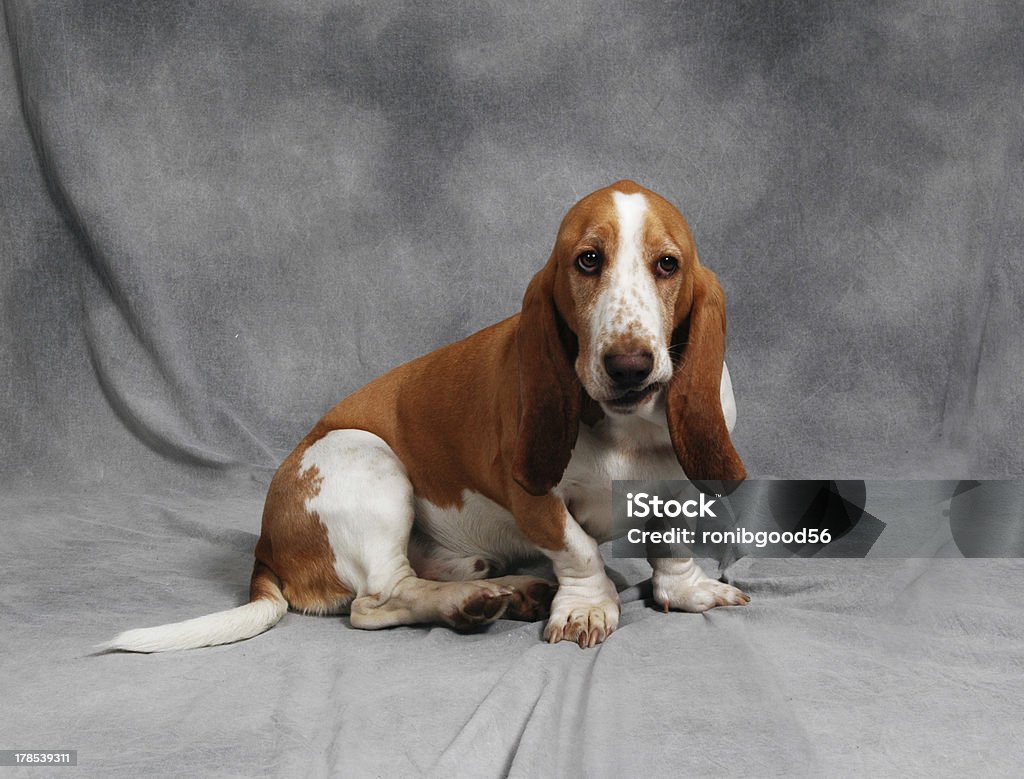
[100,564,288,653]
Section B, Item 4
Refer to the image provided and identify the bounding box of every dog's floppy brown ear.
[666,265,746,493]
[512,261,581,496]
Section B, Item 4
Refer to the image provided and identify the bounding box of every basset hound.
[105,180,748,652]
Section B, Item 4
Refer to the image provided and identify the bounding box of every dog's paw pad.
[444,584,513,630]
[505,579,557,621]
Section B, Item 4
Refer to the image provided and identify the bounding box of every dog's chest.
[556,416,683,541]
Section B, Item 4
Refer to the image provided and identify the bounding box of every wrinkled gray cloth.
[2,2,1022,776]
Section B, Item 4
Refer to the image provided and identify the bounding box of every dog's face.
[549,183,697,415]
[513,180,745,496]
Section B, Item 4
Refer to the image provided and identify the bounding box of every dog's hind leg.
[407,527,557,622]
[488,576,558,621]
[406,535,557,622]
[301,429,515,631]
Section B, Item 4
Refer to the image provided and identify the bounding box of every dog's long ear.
[512,261,581,496]
[666,265,746,494]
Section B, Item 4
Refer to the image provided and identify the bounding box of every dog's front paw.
[544,575,620,648]
[652,571,749,613]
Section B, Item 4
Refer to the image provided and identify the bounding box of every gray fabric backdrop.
[2,2,1022,776]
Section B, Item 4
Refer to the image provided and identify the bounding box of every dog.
[105,180,748,652]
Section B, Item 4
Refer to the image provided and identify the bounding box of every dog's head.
[513,180,745,495]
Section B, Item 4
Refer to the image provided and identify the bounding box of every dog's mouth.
[604,383,661,412]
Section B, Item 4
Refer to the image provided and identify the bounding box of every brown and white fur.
[104,180,748,652]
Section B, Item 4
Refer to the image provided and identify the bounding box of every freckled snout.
[603,351,654,388]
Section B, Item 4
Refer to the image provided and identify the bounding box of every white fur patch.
[301,429,416,597]
[651,556,749,612]
[613,190,647,249]
[414,491,538,571]
[721,362,737,434]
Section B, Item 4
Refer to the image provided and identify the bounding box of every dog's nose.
[603,352,654,387]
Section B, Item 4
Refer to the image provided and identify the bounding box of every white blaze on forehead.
[582,188,672,393]
[601,191,663,346]
[609,191,652,306]
[612,191,648,252]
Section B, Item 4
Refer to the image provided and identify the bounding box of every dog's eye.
[576,250,602,275]
[655,256,678,278]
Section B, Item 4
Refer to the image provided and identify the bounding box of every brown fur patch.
[254,446,354,614]
[512,263,582,497]
[666,266,747,484]
[506,491,569,551]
